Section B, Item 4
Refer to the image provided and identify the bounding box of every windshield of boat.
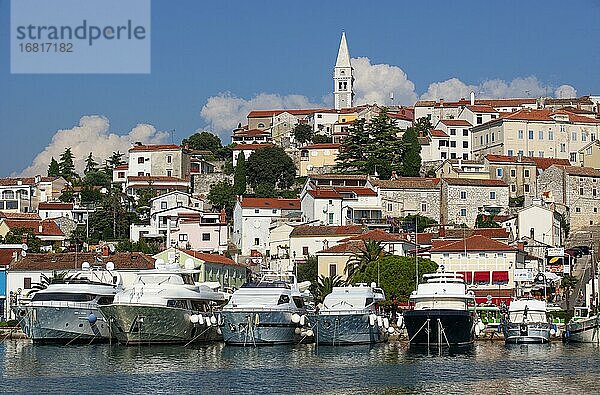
[31,292,97,302]
[136,273,195,286]
[509,310,547,323]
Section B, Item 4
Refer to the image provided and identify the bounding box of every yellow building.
[579,140,600,169]
[299,143,340,177]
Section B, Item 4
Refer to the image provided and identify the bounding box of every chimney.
[439,225,446,238]
[516,241,525,251]
[470,91,475,106]
[391,170,398,180]
[517,152,523,162]
[439,99,444,107]
[220,208,226,224]
[38,224,43,233]
[34,175,41,184]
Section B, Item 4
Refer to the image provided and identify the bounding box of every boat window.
[292,296,304,309]
[97,296,115,305]
[277,295,290,305]
[365,298,373,307]
[31,293,96,302]
[180,274,196,285]
[191,301,209,312]
[166,299,189,309]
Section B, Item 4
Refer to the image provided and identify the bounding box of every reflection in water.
[2,340,600,394]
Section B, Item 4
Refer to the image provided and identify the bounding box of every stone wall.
[379,189,441,222]
[191,173,233,196]
[441,183,509,226]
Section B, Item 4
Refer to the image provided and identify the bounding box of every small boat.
[502,299,552,344]
[12,262,122,344]
[404,272,476,348]
[565,307,600,343]
[313,283,389,345]
[220,271,311,346]
[99,261,226,345]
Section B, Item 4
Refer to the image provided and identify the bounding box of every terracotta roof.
[38,202,74,210]
[544,96,593,106]
[388,112,413,121]
[233,128,270,136]
[0,178,36,186]
[439,119,472,126]
[232,143,274,150]
[0,212,41,220]
[180,250,241,266]
[306,189,342,199]
[290,225,366,237]
[440,228,510,240]
[442,178,507,187]
[415,100,436,107]
[0,249,19,266]
[340,229,406,242]
[129,144,181,152]
[485,154,571,170]
[557,165,600,178]
[371,177,440,190]
[465,105,498,114]
[430,235,516,252]
[476,98,537,107]
[318,240,364,254]
[429,129,449,138]
[309,174,368,180]
[8,252,155,271]
[482,108,600,124]
[561,106,597,115]
[114,165,128,170]
[247,109,327,118]
[530,157,572,170]
[2,219,64,237]
[239,198,301,210]
[333,186,377,196]
[302,143,341,150]
[127,176,189,183]
[418,137,430,145]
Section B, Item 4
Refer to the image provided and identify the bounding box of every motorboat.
[12,262,122,344]
[220,271,311,346]
[99,260,227,345]
[404,272,476,348]
[565,307,600,343]
[313,282,389,345]
[502,299,552,344]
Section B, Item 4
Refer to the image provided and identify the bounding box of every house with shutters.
[367,177,441,221]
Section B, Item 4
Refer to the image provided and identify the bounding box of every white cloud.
[555,84,577,99]
[420,78,476,102]
[200,92,321,137]
[18,115,169,177]
[351,57,417,106]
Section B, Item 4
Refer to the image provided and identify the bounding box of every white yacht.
[99,260,226,345]
[314,283,389,345]
[12,262,122,344]
[404,272,476,348]
[566,307,600,343]
[221,271,311,346]
[503,299,552,344]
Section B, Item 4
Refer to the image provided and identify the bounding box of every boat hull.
[313,313,387,345]
[221,310,303,346]
[99,304,221,345]
[503,323,552,344]
[566,316,600,343]
[404,309,475,347]
[12,304,111,343]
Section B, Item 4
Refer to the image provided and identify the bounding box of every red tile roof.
[341,229,406,242]
[129,144,181,152]
[0,212,41,220]
[290,225,366,237]
[441,228,510,240]
[309,174,368,180]
[482,108,600,124]
[429,129,449,138]
[114,165,128,170]
[239,198,301,210]
[302,143,341,150]
[0,178,36,186]
[442,178,507,187]
[430,235,516,252]
[233,128,270,136]
[232,143,274,150]
[180,250,241,266]
[127,176,189,183]
[2,219,65,237]
[371,177,440,190]
[0,249,19,266]
[440,119,472,126]
[333,186,377,196]
[465,105,498,114]
[8,252,155,271]
[247,109,327,118]
[557,165,600,178]
[318,240,364,254]
[485,154,571,170]
[306,189,342,199]
[38,202,74,210]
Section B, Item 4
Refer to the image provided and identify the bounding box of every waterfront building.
[289,224,366,263]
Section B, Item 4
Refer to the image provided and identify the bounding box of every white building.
[232,144,273,167]
[435,119,472,160]
[334,32,353,110]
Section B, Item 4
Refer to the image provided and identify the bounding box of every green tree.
[561,274,579,310]
[413,117,433,134]
[82,170,111,187]
[296,255,318,283]
[293,123,315,145]
[80,187,103,204]
[402,214,438,233]
[346,240,387,281]
[352,255,438,303]
[207,180,236,217]
[254,182,276,198]
[182,131,223,153]
[59,148,78,180]
[233,152,247,196]
[314,275,345,304]
[334,111,403,179]
[87,186,136,242]
[246,146,296,190]
[47,157,60,177]
[84,152,98,174]
[476,214,501,228]
[400,127,422,177]
[107,151,125,169]
[116,238,160,255]
[4,228,43,253]
[312,134,333,144]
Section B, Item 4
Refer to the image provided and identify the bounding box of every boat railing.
[27,301,97,309]
[318,309,372,315]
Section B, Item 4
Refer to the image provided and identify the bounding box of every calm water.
[1,340,600,394]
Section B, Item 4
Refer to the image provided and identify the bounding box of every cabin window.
[365,298,373,307]
[292,296,305,309]
[166,300,189,309]
[97,296,115,305]
[191,301,209,312]
[277,295,290,305]
[31,293,96,302]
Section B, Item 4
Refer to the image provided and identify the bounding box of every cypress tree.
[233,151,247,196]
[47,157,60,177]
[400,128,422,177]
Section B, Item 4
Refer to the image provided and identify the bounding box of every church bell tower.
[334,32,353,110]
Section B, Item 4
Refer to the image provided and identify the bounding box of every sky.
[1,0,599,177]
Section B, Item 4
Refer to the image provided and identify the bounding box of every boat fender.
[295,327,302,334]
[210,315,217,325]
[190,314,199,324]
[396,316,404,328]
[475,325,481,337]
[369,314,376,326]
[387,327,395,334]
[291,313,301,324]
[87,313,97,325]
[216,327,222,336]
[205,317,212,327]
[477,320,486,332]
[254,313,260,326]
[197,315,204,325]
[306,329,314,337]
[300,315,306,327]
[550,328,556,336]
[217,314,224,326]
[377,316,383,327]
[383,317,389,329]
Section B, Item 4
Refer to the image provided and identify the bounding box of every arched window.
[2,190,14,200]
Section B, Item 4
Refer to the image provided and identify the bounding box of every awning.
[475,296,512,306]
[474,271,490,283]
[457,271,473,282]
[492,271,509,282]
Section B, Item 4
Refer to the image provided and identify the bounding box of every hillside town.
[2,33,600,344]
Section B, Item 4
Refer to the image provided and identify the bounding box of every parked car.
[565,248,583,258]
[571,245,591,256]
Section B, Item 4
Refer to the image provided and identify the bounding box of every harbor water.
[1,340,600,394]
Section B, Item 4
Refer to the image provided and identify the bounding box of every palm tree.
[315,275,345,304]
[345,240,386,282]
[27,271,70,296]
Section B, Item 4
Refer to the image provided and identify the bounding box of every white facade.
[334,32,353,110]
[435,119,472,160]
[515,204,561,247]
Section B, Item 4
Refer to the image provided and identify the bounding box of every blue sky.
[1,0,599,176]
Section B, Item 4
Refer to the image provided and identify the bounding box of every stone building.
[537,165,600,230]
[367,177,441,221]
[440,178,509,227]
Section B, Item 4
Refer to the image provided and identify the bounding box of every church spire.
[334,32,353,110]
